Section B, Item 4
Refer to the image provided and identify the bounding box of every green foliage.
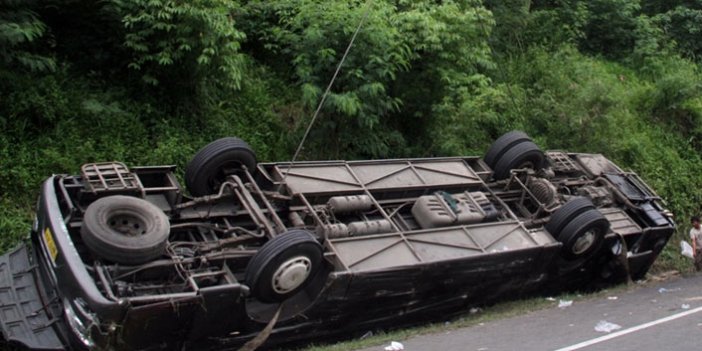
[242,0,494,158]
[654,3,702,61]
[393,0,495,147]
[579,0,642,58]
[108,0,247,91]
[0,0,55,71]
[3,0,702,276]
[243,0,411,158]
[525,0,589,49]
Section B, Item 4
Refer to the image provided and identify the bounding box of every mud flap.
[0,246,64,350]
[627,250,655,281]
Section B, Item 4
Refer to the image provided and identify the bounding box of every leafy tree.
[524,0,589,50]
[107,0,247,94]
[393,0,495,154]
[579,0,642,59]
[655,4,702,61]
[0,0,54,71]
[242,0,412,158]
[242,0,494,158]
[641,0,700,15]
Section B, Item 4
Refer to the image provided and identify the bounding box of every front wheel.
[245,230,324,303]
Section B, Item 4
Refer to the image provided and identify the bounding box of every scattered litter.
[469,307,482,314]
[360,331,373,339]
[595,320,622,333]
[658,287,681,294]
[682,304,691,310]
[546,297,556,301]
[479,323,485,326]
[607,296,618,300]
[558,300,573,308]
[384,341,404,351]
[651,271,680,281]
[681,241,694,259]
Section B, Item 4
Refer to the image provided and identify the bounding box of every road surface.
[357,274,702,351]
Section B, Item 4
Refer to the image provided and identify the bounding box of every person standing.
[691,216,702,271]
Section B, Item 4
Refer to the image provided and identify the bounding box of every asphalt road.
[357,274,702,351]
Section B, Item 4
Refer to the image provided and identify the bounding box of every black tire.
[491,140,546,180]
[545,197,596,238]
[245,230,323,303]
[558,209,609,259]
[81,196,170,265]
[484,131,532,169]
[185,137,257,197]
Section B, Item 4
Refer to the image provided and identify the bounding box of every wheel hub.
[272,256,312,294]
[573,229,597,255]
[518,161,535,169]
[108,214,146,236]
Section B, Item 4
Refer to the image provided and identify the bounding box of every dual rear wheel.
[545,197,610,260]
[486,132,610,259]
[484,131,547,180]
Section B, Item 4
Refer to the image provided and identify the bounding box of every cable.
[281,0,375,183]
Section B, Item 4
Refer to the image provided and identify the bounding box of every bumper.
[0,245,64,350]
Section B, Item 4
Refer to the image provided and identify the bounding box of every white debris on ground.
[594,320,622,333]
[558,300,573,308]
[469,307,482,314]
[545,297,556,301]
[607,296,618,300]
[384,341,404,351]
[658,287,681,294]
[682,304,691,310]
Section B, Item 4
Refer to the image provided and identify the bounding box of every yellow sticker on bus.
[43,227,58,263]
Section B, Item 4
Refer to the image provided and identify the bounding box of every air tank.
[327,195,374,213]
[348,219,394,236]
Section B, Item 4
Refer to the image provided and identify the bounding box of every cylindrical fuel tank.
[327,195,374,213]
[347,219,394,236]
[316,223,349,238]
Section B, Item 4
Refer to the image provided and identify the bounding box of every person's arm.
[692,230,698,254]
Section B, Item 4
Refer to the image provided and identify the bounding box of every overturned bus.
[0,131,674,350]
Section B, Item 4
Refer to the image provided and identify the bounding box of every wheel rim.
[572,229,597,255]
[208,161,245,192]
[108,213,147,237]
[272,256,312,294]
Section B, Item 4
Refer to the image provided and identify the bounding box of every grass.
[294,281,653,351]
